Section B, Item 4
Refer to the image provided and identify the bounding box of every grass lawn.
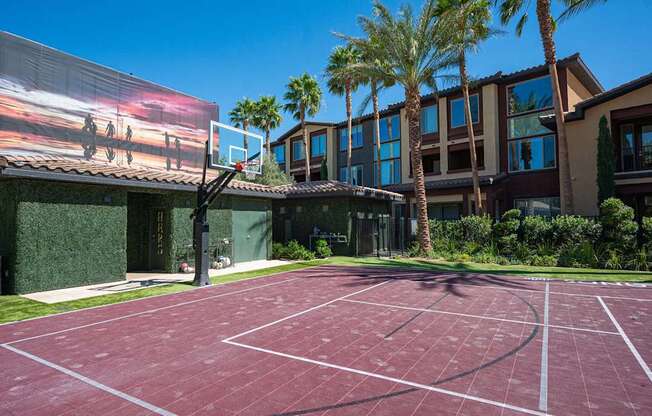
[1,257,649,325]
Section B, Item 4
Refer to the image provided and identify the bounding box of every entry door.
[233,200,268,263]
[149,208,167,270]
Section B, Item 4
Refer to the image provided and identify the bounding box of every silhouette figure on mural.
[104,121,117,162]
[165,132,172,171]
[125,125,134,165]
[81,113,98,160]
[175,137,182,170]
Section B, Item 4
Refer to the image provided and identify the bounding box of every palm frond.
[558,0,607,22]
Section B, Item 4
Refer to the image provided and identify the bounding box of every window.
[374,159,401,186]
[421,105,438,134]
[292,140,304,161]
[311,133,327,157]
[340,164,364,186]
[427,203,462,220]
[507,76,553,115]
[339,125,363,151]
[515,197,560,217]
[423,153,441,175]
[508,111,553,139]
[508,135,556,172]
[621,124,635,171]
[272,145,285,164]
[642,125,652,170]
[450,95,479,128]
[448,145,484,171]
[378,114,401,142]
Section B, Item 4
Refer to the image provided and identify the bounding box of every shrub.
[628,249,650,271]
[494,209,521,254]
[314,239,332,258]
[521,216,552,248]
[429,220,463,245]
[551,215,601,249]
[641,217,652,250]
[558,242,598,268]
[527,254,558,267]
[272,240,315,261]
[600,198,638,252]
[460,215,493,246]
[407,241,422,257]
[603,249,623,270]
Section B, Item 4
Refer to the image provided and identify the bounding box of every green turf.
[1,257,649,325]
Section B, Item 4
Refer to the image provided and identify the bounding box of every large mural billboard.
[0,31,218,174]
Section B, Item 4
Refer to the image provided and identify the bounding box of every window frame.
[507,134,557,173]
[271,144,285,165]
[339,124,363,152]
[340,164,364,186]
[291,138,305,161]
[310,131,327,158]
[449,94,480,129]
[514,197,561,217]
[420,104,438,135]
[506,74,554,117]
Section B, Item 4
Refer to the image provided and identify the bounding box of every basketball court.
[1,265,650,415]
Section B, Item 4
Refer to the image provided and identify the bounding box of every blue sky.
[2,0,651,139]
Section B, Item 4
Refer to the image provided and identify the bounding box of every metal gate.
[354,216,407,257]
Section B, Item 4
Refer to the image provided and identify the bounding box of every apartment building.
[271,54,652,219]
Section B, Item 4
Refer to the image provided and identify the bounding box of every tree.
[253,96,282,156]
[229,98,257,132]
[436,0,500,215]
[494,0,608,214]
[283,73,322,183]
[338,0,456,252]
[248,154,294,186]
[320,158,328,180]
[325,45,362,184]
[596,115,615,204]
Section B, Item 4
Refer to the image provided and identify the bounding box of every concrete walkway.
[22,259,293,304]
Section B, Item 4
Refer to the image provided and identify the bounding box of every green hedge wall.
[11,180,127,294]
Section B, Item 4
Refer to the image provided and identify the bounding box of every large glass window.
[508,135,556,172]
[374,159,401,186]
[641,125,652,170]
[507,76,553,115]
[423,153,441,175]
[378,114,401,142]
[427,203,462,220]
[508,111,554,139]
[450,95,479,128]
[421,105,438,134]
[292,140,304,161]
[272,145,285,164]
[339,125,363,151]
[311,133,327,157]
[340,164,364,186]
[515,197,560,217]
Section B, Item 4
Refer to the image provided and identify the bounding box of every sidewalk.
[22,259,292,304]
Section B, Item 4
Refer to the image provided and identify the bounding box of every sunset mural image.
[0,31,218,174]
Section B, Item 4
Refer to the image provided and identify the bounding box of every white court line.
[223,339,550,416]
[223,280,391,343]
[1,343,176,416]
[598,296,652,383]
[340,299,619,336]
[8,278,298,345]
[539,283,550,412]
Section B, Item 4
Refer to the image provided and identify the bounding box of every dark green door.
[233,199,268,263]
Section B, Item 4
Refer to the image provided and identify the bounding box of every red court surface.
[1,265,651,416]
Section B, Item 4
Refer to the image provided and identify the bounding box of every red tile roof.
[0,155,404,201]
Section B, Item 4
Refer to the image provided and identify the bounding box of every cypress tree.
[596,115,615,205]
[320,158,328,181]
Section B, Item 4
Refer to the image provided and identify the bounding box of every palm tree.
[494,0,608,214]
[325,45,362,184]
[283,73,322,182]
[351,35,395,190]
[253,96,282,155]
[229,98,257,149]
[436,0,500,215]
[339,0,456,252]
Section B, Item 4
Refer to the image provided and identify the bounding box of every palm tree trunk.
[265,128,271,156]
[243,120,249,151]
[346,81,353,184]
[536,0,574,214]
[406,87,432,253]
[372,81,382,190]
[460,54,483,215]
[301,111,310,183]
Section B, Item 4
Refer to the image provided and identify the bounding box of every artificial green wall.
[0,181,17,292]
[8,180,127,294]
[272,197,393,255]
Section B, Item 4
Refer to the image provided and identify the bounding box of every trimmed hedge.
[426,198,651,271]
